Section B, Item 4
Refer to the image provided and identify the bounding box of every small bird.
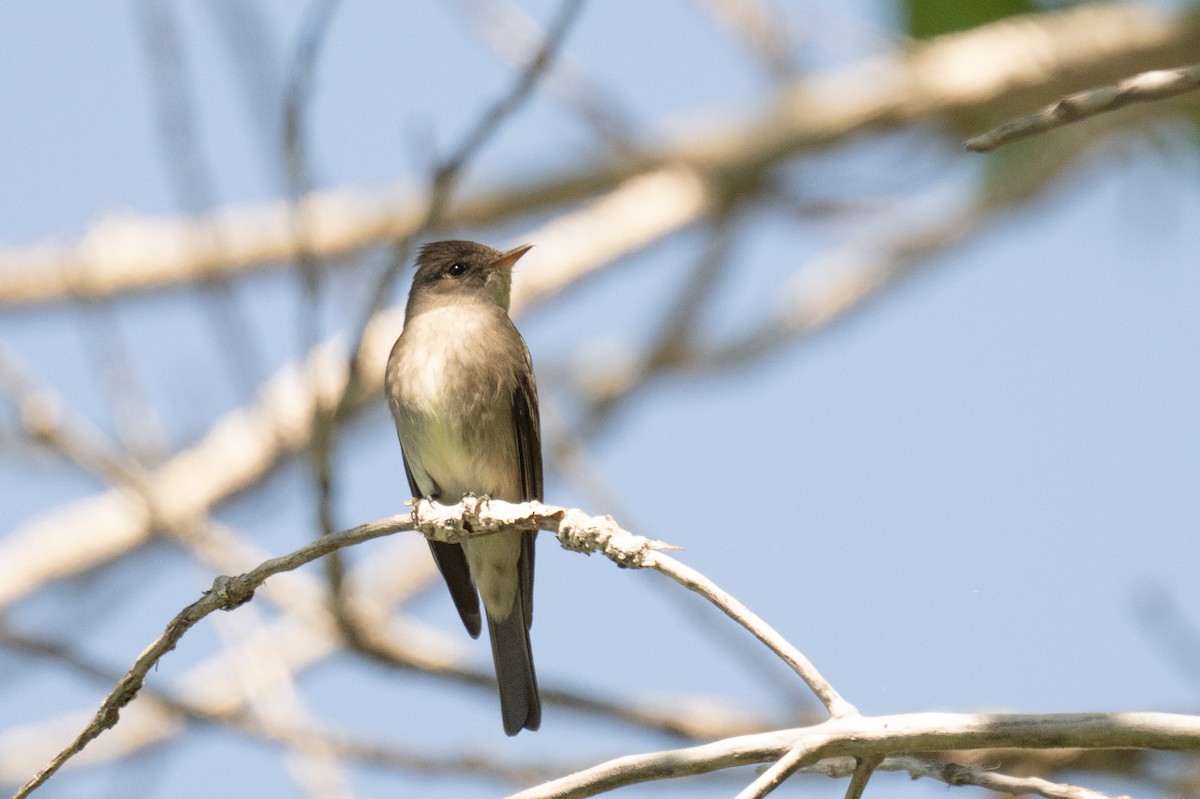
[384,240,542,735]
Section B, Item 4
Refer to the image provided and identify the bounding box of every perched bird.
[384,240,543,735]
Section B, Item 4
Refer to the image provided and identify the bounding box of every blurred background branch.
[0,3,1194,306]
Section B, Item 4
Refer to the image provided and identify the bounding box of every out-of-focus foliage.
[904,0,1038,38]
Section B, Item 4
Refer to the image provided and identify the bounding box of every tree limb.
[506,713,1200,799]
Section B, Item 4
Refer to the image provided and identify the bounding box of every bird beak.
[491,244,533,271]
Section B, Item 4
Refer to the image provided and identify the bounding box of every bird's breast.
[389,305,512,412]
[385,303,523,499]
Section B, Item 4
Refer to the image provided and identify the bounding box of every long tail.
[487,588,540,735]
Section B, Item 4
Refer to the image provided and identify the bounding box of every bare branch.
[350,0,589,345]
[733,738,829,799]
[889,755,1121,799]
[699,0,798,81]
[645,550,853,719]
[134,0,266,398]
[9,530,732,777]
[451,0,638,146]
[281,0,342,352]
[965,63,1200,152]
[842,754,883,799]
[14,497,1200,797]
[787,755,1126,799]
[507,713,1200,799]
[9,498,767,796]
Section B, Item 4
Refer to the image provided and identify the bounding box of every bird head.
[409,240,533,312]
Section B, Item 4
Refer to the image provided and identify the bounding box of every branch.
[414,499,847,720]
[281,0,342,350]
[780,755,1125,799]
[842,755,882,799]
[888,755,1120,799]
[506,712,1200,799]
[965,63,1200,151]
[450,0,638,146]
[5,528,762,780]
[733,738,829,799]
[2,3,1196,305]
[13,499,1198,798]
[645,550,853,719]
[10,499,781,797]
[699,0,797,81]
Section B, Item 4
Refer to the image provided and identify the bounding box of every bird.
[384,239,542,735]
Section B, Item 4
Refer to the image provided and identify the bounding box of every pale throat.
[399,301,502,413]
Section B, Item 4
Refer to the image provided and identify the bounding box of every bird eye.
[447,262,467,277]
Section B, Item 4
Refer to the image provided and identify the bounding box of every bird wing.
[404,453,482,638]
[512,339,543,630]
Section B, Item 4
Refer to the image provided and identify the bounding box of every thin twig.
[281,0,347,591]
[451,0,638,148]
[281,0,342,353]
[889,755,1122,799]
[133,0,266,399]
[842,754,883,799]
[733,738,831,799]
[965,64,1200,152]
[348,0,588,366]
[700,0,798,81]
[647,552,854,719]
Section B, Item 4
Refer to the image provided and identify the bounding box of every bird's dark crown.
[417,240,502,271]
[407,240,526,313]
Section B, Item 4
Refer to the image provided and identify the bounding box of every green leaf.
[905,0,1039,39]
